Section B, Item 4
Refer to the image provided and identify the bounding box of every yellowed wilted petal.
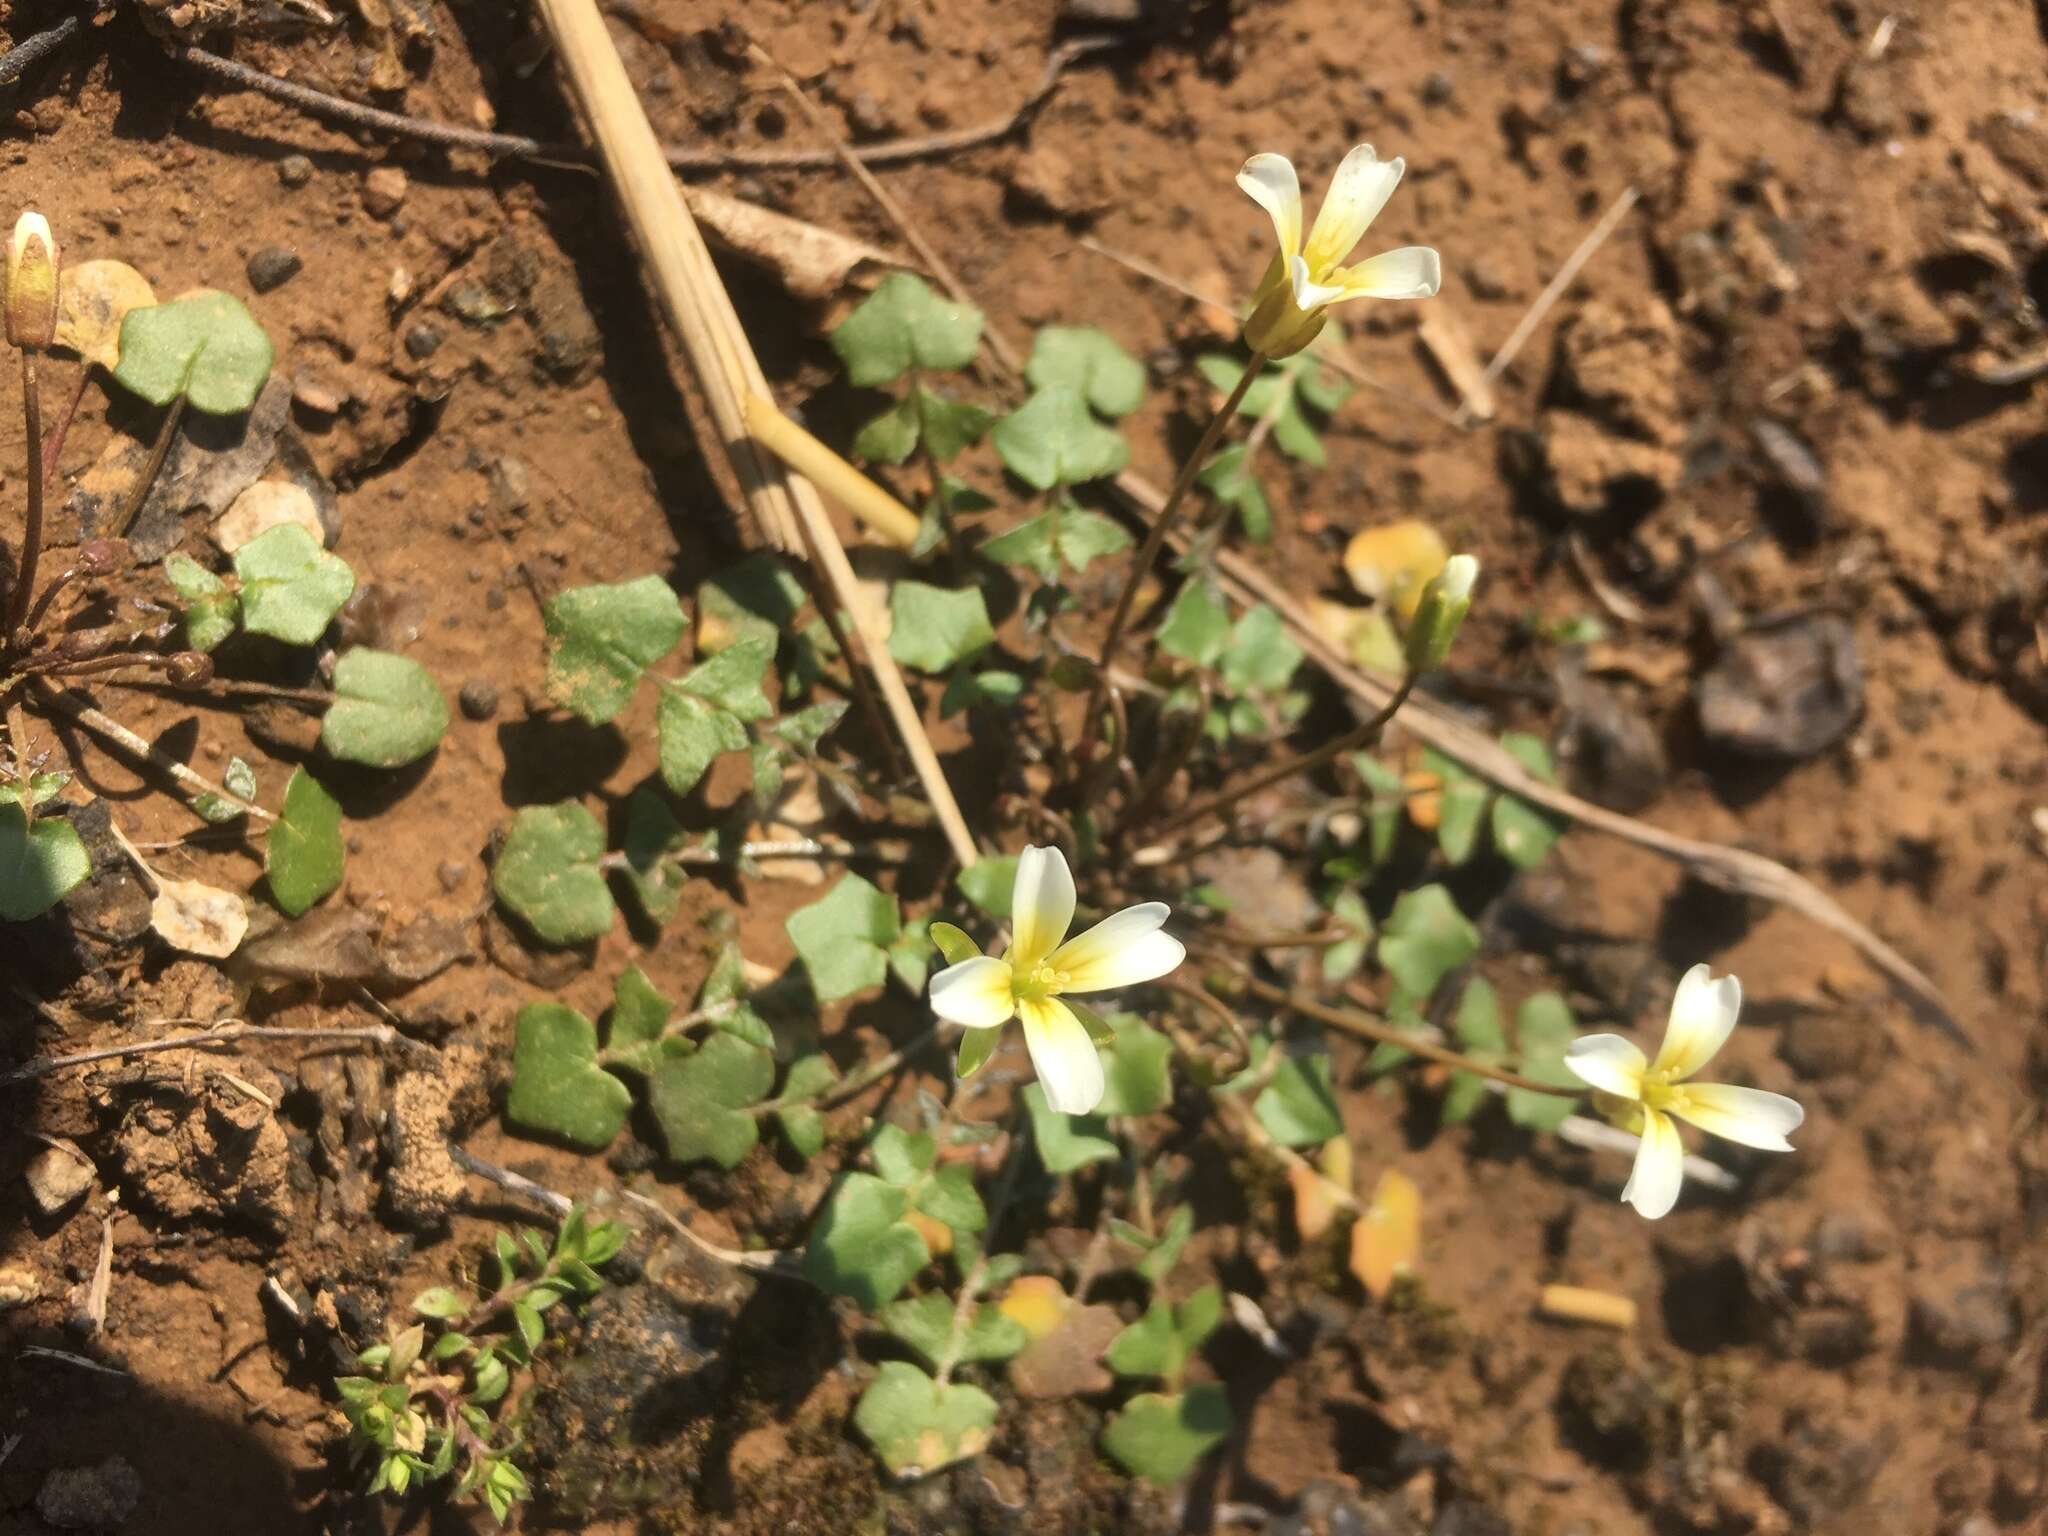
[1317,1134,1354,1194]
[149,877,248,958]
[997,1274,1070,1341]
[1349,1168,1421,1301]
[55,259,156,370]
[1343,520,1450,621]
[1288,1160,1344,1242]
[1403,768,1443,831]
[905,1209,953,1259]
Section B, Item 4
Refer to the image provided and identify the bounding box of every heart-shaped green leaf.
[696,554,805,657]
[1378,884,1478,1004]
[830,273,983,387]
[1156,579,1232,668]
[543,575,685,725]
[786,873,901,1001]
[163,553,239,652]
[265,767,344,916]
[112,290,275,415]
[1022,1083,1118,1175]
[1102,1385,1232,1485]
[1492,732,1565,870]
[1507,991,1582,1133]
[854,1361,998,1478]
[1097,1018,1172,1117]
[805,1171,930,1308]
[647,1032,773,1167]
[1254,1051,1343,1148]
[0,805,91,921]
[979,504,1131,582]
[881,1295,1028,1372]
[492,802,613,945]
[618,787,688,924]
[1025,326,1146,418]
[655,688,748,797]
[887,582,993,674]
[991,385,1130,489]
[234,524,355,646]
[1219,604,1302,694]
[773,1053,839,1160]
[321,649,448,767]
[505,1003,633,1150]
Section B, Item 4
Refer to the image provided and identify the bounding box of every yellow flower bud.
[6,211,59,350]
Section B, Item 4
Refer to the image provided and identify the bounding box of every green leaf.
[0,805,90,921]
[939,667,1025,718]
[956,857,1017,918]
[805,1172,930,1308]
[991,385,1129,489]
[871,1124,938,1187]
[831,273,983,387]
[1106,1299,1181,1380]
[1352,754,1406,869]
[914,1164,987,1236]
[1321,889,1372,983]
[1219,604,1302,693]
[506,1003,631,1149]
[265,767,343,916]
[1156,579,1232,668]
[0,773,67,810]
[1136,1205,1195,1286]
[853,1361,998,1477]
[648,1032,774,1168]
[410,1284,468,1320]
[881,1295,1027,1370]
[956,1027,1000,1080]
[1102,1386,1232,1486]
[1197,444,1271,543]
[916,389,996,462]
[676,635,774,720]
[1492,732,1564,870]
[769,699,849,755]
[1254,1051,1344,1147]
[619,787,688,924]
[1295,356,1355,414]
[233,524,354,646]
[492,802,613,945]
[980,505,1131,581]
[1377,884,1478,1003]
[603,965,673,1065]
[930,921,982,966]
[655,688,748,797]
[774,1053,839,1160]
[112,290,274,414]
[543,575,685,725]
[1022,1082,1118,1174]
[888,582,994,674]
[852,395,921,465]
[887,918,933,995]
[163,553,239,652]
[696,554,805,657]
[1507,992,1581,1133]
[786,872,901,1001]
[1436,775,1489,867]
[1453,977,1506,1053]
[320,649,448,768]
[1097,1019,1172,1117]
[1025,326,1145,418]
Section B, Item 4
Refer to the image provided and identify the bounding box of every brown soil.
[3,1,2047,1533]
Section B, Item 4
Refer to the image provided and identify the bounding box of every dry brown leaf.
[1006,1292,1122,1400]
[55,259,157,370]
[1288,1135,1355,1242]
[1418,306,1495,422]
[1349,1168,1421,1301]
[684,186,893,302]
[150,876,249,958]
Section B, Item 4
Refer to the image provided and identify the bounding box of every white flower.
[1564,965,1804,1220]
[926,845,1184,1115]
[1237,145,1441,357]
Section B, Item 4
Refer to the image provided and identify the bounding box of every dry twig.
[0,1021,422,1088]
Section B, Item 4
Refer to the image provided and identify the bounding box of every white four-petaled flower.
[1564,965,1804,1220]
[927,845,1184,1116]
[1237,145,1442,358]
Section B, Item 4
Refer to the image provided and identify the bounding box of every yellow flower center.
[1011,961,1072,1003]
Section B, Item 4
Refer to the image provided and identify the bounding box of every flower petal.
[928,956,1016,1029]
[1020,995,1105,1115]
[1670,1083,1804,1151]
[1563,1033,1648,1100]
[1619,1107,1685,1220]
[1303,145,1404,274]
[1288,254,1349,311]
[1236,153,1303,262]
[1008,844,1074,970]
[1652,964,1742,1081]
[1328,246,1442,301]
[1049,903,1183,992]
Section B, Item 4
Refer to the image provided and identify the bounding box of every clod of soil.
[24,1139,96,1216]
[35,1455,143,1530]
[1696,613,1864,758]
[113,1059,294,1232]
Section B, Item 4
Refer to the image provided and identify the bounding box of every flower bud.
[6,211,59,350]
[165,651,214,688]
[1240,255,1325,360]
[1403,554,1477,674]
[76,539,130,576]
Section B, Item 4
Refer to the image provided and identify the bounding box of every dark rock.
[1557,1346,1664,1470]
[459,679,500,720]
[404,324,442,359]
[1697,613,1863,759]
[1556,658,1667,811]
[276,155,313,188]
[1421,70,1455,105]
[1271,1481,1426,1536]
[1909,1271,2015,1373]
[60,800,152,946]
[36,1457,142,1529]
[245,245,302,293]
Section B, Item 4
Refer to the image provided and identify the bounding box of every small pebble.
[292,375,343,417]
[246,245,302,293]
[276,154,313,187]
[362,166,409,218]
[458,679,500,721]
[403,323,442,360]
[24,1142,94,1216]
[436,861,468,893]
[1421,70,1455,105]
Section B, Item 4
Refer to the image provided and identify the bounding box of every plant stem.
[0,1020,420,1088]
[1208,926,1352,950]
[1150,671,1419,840]
[934,1107,1026,1387]
[28,678,273,821]
[8,351,45,636]
[1075,351,1266,765]
[1216,962,1578,1098]
[40,364,88,485]
[114,396,186,539]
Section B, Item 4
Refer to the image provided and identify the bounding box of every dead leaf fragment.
[1006,1292,1123,1400]
[1289,1136,1355,1242]
[1349,1168,1421,1301]
[56,259,157,370]
[149,876,249,958]
[684,186,893,302]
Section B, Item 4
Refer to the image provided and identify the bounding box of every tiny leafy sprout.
[0,794,90,922]
[1565,966,1804,1220]
[1024,326,1146,420]
[493,801,613,946]
[1156,586,1305,740]
[830,272,982,388]
[927,845,1185,1115]
[786,871,932,1003]
[1422,733,1565,873]
[1101,1285,1232,1485]
[265,767,344,917]
[336,1207,625,1522]
[806,1124,986,1309]
[990,385,1129,491]
[111,289,275,415]
[233,523,356,646]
